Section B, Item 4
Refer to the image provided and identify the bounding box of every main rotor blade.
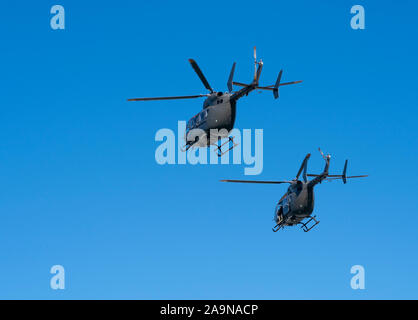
[308,174,368,178]
[325,175,368,181]
[307,174,342,177]
[255,86,274,91]
[233,82,250,87]
[266,80,303,87]
[188,59,214,93]
[227,62,236,92]
[346,175,369,178]
[279,80,303,86]
[221,179,290,184]
[296,153,311,180]
[127,94,208,101]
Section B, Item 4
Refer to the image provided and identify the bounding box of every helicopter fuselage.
[185,92,236,147]
[274,181,315,227]
[129,47,302,154]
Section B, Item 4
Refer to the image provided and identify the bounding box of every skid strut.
[180,142,193,152]
[215,136,239,157]
[272,224,284,232]
[299,215,320,232]
[272,214,285,232]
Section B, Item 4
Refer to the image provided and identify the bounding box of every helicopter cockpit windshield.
[187,118,194,130]
[275,201,282,214]
[274,201,282,221]
[187,110,208,133]
[275,195,290,216]
[274,196,290,223]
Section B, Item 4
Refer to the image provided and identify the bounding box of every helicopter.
[127,47,302,156]
[221,149,368,232]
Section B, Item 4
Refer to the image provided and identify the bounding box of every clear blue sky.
[0,1,417,299]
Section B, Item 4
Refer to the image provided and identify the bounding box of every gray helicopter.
[221,149,368,232]
[128,47,302,156]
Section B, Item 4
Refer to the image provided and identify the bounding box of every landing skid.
[214,136,239,157]
[272,214,284,232]
[299,215,320,232]
[180,136,239,157]
[272,223,284,232]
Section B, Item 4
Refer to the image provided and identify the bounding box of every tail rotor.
[253,46,257,81]
[253,46,263,84]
